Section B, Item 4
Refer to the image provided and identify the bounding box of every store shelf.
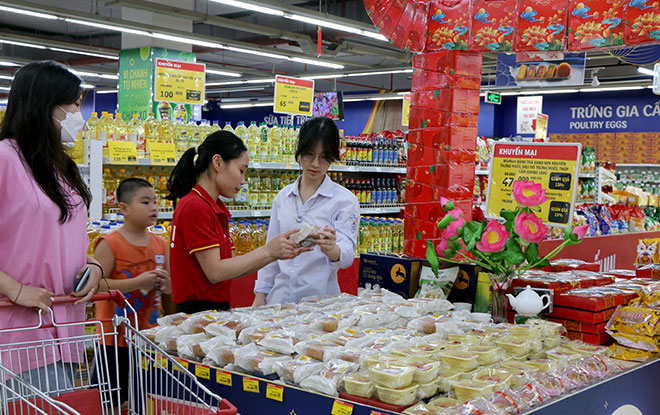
[579,172,595,179]
[475,169,489,175]
[158,205,404,219]
[76,164,90,174]
[616,163,660,168]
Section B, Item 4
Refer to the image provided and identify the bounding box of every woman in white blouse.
[253,117,360,305]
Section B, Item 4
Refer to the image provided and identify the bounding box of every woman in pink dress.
[0,61,103,391]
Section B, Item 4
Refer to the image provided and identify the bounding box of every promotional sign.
[485,142,581,227]
[118,47,152,121]
[154,58,205,106]
[274,75,314,116]
[496,52,586,88]
[401,93,411,126]
[517,95,543,134]
[148,141,177,165]
[535,113,549,141]
[108,140,138,164]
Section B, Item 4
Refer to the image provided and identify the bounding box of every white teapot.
[506,285,551,316]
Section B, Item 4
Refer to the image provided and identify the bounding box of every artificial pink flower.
[476,220,509,253]
[447,208,463,220]
[436,238,451,256]
[512,180,549,207]
[443,216,465,240]
[437,208,465,229]
[515,211,548,244]
[572,224,589,240]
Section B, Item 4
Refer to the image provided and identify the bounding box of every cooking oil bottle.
[174,117,188,156]
[223,121,234,134]
[85,112,99,141]
[235,222,252,256]
[247,121,259,160]
[98,112,113,158]
[235,121,249,148]
[247,169,260,207]
[113,113,128,141]
[258,122,270,162]
[259,170,272,206]
[270,124,282,162]
[158,115,174,144]
[127,115,145,157]
[102,168,115,205]
[189,119,202,148]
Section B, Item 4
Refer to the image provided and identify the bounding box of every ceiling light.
[289,57,344,69]
[0,75,13,80]
[370,96,403,101]
[0,39,46,49]
[300,73,344,80]
[206,69,242,77]
[579,86,645,92]
[520,89,578,95]
[638,67,655,76]
[342,98,363,102]
[207,78,276,87]
[221,102,274,109]
[344,69,413,77]
[0,86,10,91]
[96,89,118,94]
[208,0,285,16]
[150,32,224,49]
[397,91,411,95]
[224,46,285,60]
[359,31,388,41]
[499,91,520,96]
[0,5,57,19]
[81,84,95,89]
[288,14,361,34]
[48,47,118,60]
[0,60,20,67]
[206,86,266,94]
[65,18,151,37]
[72,70,119,80]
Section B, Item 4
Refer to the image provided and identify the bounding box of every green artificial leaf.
[466,237,477,252]
[426,240,440,276]
[421,120,428,129]
[563,226,573,242]
[437,213,454,229]
[430,165,436,174]
[433,89,441,99]
[525,243,539,264]
[500,209,516,222]
[445,201,455,211]
[479,219,488,235]
[448,238,462,252]
[505,249,526,265]
[537,258,551,268]
[457,226,464,237]
[490,250,506,262]
[416,230,422,240]
[462,224,473,241]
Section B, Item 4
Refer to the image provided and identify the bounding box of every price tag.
[216,370,232,386]
[108,140,138,164]
[154,58,205,105]
[285,164,293,169]
[266,383,284,402]
[195,365,210,380]
[153,354,167,369]
[140,357,150,371]
[243,377,260,393]
[274,75,314,116]
[148,141,177,165]
[173,358,188,371]
[371,411,389,415]
[401,93,411,126]
[331,400,353,415]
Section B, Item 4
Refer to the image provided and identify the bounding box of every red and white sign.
[517,96,543,134]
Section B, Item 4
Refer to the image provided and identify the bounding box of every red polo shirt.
[170,184,233,303]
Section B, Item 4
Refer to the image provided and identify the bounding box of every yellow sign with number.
[401,93,411,127]
[243,377,260,393]
[195,365,210,380]
[535,113,548,141]
[148,141,177,165]
[173,358,188,371]
[485,143,581,227]
[266,383,284,402]
[108,140,138,164]
[154,58,205,105]
[216,370,232,386]
[331,399,353,415]
[274,75,314,116]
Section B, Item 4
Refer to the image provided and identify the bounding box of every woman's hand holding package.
[315,226,340,261]
[267,228,311,260]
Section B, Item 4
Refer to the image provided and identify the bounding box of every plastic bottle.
[86,112,99,141]
[235,222,252,256]
[234,121,249,148]
[113,113,128,141]
[385,220,394,252]
[247,121,260,160]
[157,115,174,144]
[103,168,115,205]
[254,224,267,248]
[87,221,101,255]
[247,169,260,207]
[145,167,158,188]
[188,119,201,148]
[259,170,271,206]
[258,122,270,162]
[127,114,145,157]
[174,117,188,156]
[211,120,221,132]
[223,121,234,134]
[142,112,158,155]
[97,112,113,157]
[270,124,282,163]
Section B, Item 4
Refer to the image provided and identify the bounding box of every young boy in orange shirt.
[94,178,170,405]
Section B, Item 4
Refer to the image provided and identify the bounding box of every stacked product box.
[404,51,482,258]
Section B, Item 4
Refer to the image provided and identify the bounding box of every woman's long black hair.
[167,130,247,201]
[0,61,91,223]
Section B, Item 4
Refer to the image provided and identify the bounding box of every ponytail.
[167,130,247,201]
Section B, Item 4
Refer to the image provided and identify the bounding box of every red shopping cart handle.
[0,290,126,308]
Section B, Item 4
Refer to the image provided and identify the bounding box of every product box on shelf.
[515,0,569,51]
[413,51,483,76]
[403,217,444,241]
[411,70,481,91]
[567,0,624,50]
[552,287,637,311]
[408,127,478,151]
[404,202,447,223]
[469,0,517,52]
[407,144,476,167]
[408,164,476,189]
[426,0,471,51]
[624,1,660,45]
[411,89,481,114]
[548,317,609,334]
[404,238,436,258]
[566,330,612,345]
[358,253,423,299]
[408,107,480,129]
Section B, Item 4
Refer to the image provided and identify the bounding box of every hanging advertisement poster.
[517,95,543,134]
[496,52,586,88]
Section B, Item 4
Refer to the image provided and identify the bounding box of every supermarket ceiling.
[0,0,653,98]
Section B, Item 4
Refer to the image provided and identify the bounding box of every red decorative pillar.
[403,51,483,258]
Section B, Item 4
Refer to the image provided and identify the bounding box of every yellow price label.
[216,370,232,386]
[331,400,353,415]
[274,75,314,116]
[173,358,189,371]
[401,93,411,127]
[140,357,150,371]
[108,140,138,164]
[154,58,205,105]
[266,383,284,402]
[486,143,581,228]
[153,354,167,369]
[242,377,260,393]
[148,141,177,165]
[195,365,210,380]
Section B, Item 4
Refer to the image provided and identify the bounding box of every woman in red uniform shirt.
[167,131,306,313]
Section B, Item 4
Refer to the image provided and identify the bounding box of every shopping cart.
[0,291,236,415]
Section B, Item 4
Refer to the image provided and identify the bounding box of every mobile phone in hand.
[74,267,91,293]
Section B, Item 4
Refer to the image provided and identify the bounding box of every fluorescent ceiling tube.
[0,39,46,49]
[209,0,284,16]
[638,67,655,76]
[370,96,403,101]
[0,5,57,19]
[289,57,343,69]
[344,69,412,77]
[81,84,95,89]
[72,70,119,80]
[520,89,578,94]
[65,18,151,37]
[0,60,20,67]
[206,69,242,77]
[221,102,274,109]
[96,89,118,94]
[207,78,276,87]
[48,47,118,60]
[0,86,11,91]
[0,75,13,80]
[579,86,645,92]
[301,73,344,80]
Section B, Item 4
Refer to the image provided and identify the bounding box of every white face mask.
[53,106,85,143]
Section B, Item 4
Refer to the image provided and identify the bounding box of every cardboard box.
[567,0,624,50]
[624,2,660,45]
[408,126,478,152]
[566,331,612,345]
[426,0,471,51]
[359,253,423,299]
[548,318,608,334]
[406,179,444,203]
[515,0,569,52]
[404,238,433,258]
[406,2,431,52]
[405,202,448,223]
[390,0,418,50]
[408,144,476,166]
[411,88,480,113]
[470,0,517,52]
[549,306,617,323]
[412,70,481,91]
[375,0,406,39]
[413,51,483,76]
[403,216,443,240]
[408,164,476,189]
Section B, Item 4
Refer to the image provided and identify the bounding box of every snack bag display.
[427,0,471,51]
[567,0,624,50]
[515,0,569,51]
[624,0,660,45]
[610,343,659,362]
[609,306,660,337]
[470,0,517,52]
